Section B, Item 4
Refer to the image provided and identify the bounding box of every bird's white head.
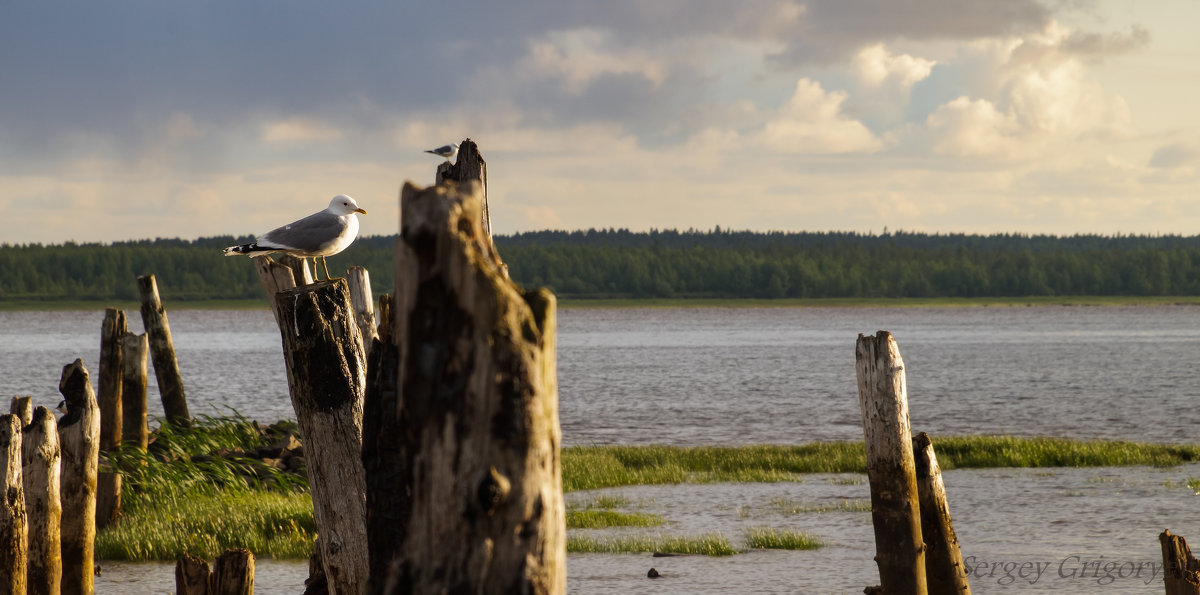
[328,194,368,216]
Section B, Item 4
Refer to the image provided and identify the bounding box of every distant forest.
[2,229,1200,301]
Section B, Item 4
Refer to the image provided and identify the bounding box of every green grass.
[567,509,664,529]
[744,527,825,550]
[769,498,872,514]
[567,533,736,556]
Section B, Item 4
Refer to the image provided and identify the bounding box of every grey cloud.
[1149,143,1200,169]
[1060,26,1151,57]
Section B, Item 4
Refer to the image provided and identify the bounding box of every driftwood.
[856,331,927,595]
[138,275,191,426]
[97,308,127,530]
[120,332,150,450]
[1162,530,1200,595]
[274,279,369,594]
[0,414,27,595]
[23,406,62,595]
[913,432,970,595]
[364,180,564,594]
[57,359,100,594]
[9,397,32,426]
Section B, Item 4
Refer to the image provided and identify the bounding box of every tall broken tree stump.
[58,359,100,594]
[0,414,27,595]
[1162,529,1200,595]
[914,432,970,595]
[23,406,62,595]
[121,332,150,450]
[97,307,126,529]
[856,331,927,595]
[274,279,369,594]
[138,275,191,426]
[364,180,564,594]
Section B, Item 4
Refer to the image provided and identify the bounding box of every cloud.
[853,44,937,89]
[758,79,885,154]
[1149,143,1200,169]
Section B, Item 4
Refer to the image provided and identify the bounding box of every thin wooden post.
[913,432,970,595]
[253,255,299,327]
[365,180,563,594]
[175,553,210,595]
[0,414,27,595]
[120,332,150,450]
[23,406,62,595]
[274,279,368,594]
[435,139,493,241]
[211,548,255,595]
[856,331,927,595]
[346,266,379,356]
[58,359,100,594]
[279,254,314,286]
[97,308,126,530]
[1162,529,1200,595]
[137,275,191,426]
[9,396,32,426]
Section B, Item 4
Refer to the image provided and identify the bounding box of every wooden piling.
[435,139,493,242]
[137,275,191,426]
[855,331,927,595]
[175,553,210,595]
[253,255,299,327]
[0,414,27,595]
[1162,529,1200,595]
[9,396,32,426]
[279,254,315,286]
[211,548,255,595]
[364,180,564,594]
[58,359,100,594]
[97,308,126,530]
[274,279,369,594]
[23,406,62,595]
[346,265,379,356]
[120,332,150,450]
[913,432,970,595]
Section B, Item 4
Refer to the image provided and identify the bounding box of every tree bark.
[274,279,368,595]
[856,331,927,595]
[280,254,315,286]
[0,414,27,595]
[1162,529,1200,595]
[23,406,62,595]
[120,332,150,450]
[137,275,190,426]
[366,180,564,594]
[58,359,100,594]
[9,397,32,427]
[175,553,210,595]
[97,308,126,530]
[253,255,299,328]
[211,548,255,595]
[347,266,379,357]
[913,432,970,595]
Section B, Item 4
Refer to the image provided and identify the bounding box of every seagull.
[425,143,459,162]
[223,195,368,282]
[57,400,68,414]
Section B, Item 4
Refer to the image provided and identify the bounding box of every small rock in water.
[647,568,660,579]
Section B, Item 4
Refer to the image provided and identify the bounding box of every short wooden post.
[58,358,100,594]
[365,180,564,594]
[211,548,255,595]
[279,254,314,286]
[346,265,379,356]
[0,414,27,595]
[253,255,299,327]
[137,275,191,426]
[9,396,32,426]
[1162,529,1200,595]
[913,432,970,595]
[97,308,126,530]
[23,406,62,595]
[120,332,150,450]
[274,279,368,594]
[856,331,927,595]
[175,553,210,595]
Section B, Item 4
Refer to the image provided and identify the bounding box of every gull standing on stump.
[223,194,367,281]
[425,142,459,162]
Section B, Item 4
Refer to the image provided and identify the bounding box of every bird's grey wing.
[258,211,348,252]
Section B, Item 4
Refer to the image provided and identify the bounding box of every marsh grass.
[567,533,736,556]
[769,498,871,514]
[567,510,664,529]
[744,527,824,550]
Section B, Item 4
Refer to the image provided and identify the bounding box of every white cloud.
[853,44,936,90]
[521,28,666,94]
[758,78,884,154]
[262,118,344,143]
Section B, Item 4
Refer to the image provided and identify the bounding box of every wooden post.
[137,275,191,426]
[211,548,255,595]
[435,139,492,241]
[175,553,210,595]
[97,308,126,530]
[913,432,970,595]
[253,255,299,327]
[365,180,564,594]
[346,266,379,356]
[9,396,32,426]
[1162,530,1200,595]
[23,406,62,595]
[856,331,927,595]
[0,414,27,595]
[279,254,315,286]
[274,279,369,594]
[120,332,150,450]
[58,358,100,594]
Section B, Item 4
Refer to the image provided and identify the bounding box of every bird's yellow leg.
[321,256,335,281]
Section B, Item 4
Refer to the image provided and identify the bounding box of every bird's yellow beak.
[355,208,368,215]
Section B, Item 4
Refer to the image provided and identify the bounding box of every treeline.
[3,229,1200,301]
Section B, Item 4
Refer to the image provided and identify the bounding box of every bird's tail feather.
[224,243,276,257]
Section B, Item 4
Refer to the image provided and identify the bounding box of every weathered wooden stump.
[97,308,127,529]
[363,180,564,594]
[138,275,191,426]
[1162,529,1200,595]
[274,279,368,594]
[856,331,927,595]
[120,332,150,450]
[211,548,255,595]
[913,432,970,595]
[58,358,100,594]
[347,265,379,356]
[176,553,211,595]
[23,406,62,595]
[0,414,27,595]
[280,254,315,286]
[9,396,32,426]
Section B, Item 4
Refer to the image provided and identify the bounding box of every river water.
[1,304,1197,593]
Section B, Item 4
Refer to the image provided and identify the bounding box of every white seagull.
[223,195,367,281]
[425,143,459,162]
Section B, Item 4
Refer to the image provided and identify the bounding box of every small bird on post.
[425,143,459,162]
[223,195,367,282]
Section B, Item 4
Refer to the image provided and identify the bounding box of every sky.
[2,0,1198,244]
